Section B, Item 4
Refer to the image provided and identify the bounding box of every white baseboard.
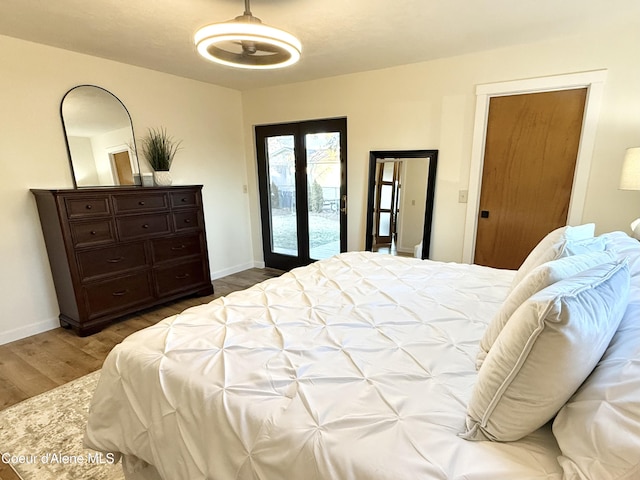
[0,317,59,346]
[211,261,263,280]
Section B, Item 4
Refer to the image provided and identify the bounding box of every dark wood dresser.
[31,185,214,336]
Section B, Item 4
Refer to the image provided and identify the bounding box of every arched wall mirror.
[365,150,438,259]
[61,85,140,188]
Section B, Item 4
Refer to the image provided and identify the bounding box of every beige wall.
[0,35,254,344]
[241,16,640,264]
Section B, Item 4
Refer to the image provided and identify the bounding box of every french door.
[255,118,347,271]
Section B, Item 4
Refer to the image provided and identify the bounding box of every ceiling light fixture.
[194,0,302,70]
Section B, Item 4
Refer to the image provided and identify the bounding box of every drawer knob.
[139,201,145,206]
[90,231,97,235]
[181,198,187,202]
[107,257,124,263]
[142,224,149,229]
[86,205,92,210]
[112,289,129,297]
[175,273,190,279]
[184,219,191,224]
[171,245,186,251]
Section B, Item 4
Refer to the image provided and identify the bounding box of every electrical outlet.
[458,190,468,203]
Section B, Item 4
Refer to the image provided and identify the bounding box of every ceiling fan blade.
[230,40,282,56]
[253,42,281,54]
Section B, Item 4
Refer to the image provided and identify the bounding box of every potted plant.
[140,127,182,186]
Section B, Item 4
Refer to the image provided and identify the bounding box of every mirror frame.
[60,84,138,188]
[365,149,438,259]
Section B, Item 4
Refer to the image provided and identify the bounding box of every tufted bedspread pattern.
[85,252,563,480]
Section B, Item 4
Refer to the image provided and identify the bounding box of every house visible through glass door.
[255,118,347,271]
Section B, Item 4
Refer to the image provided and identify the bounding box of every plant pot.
[153,171,172,186]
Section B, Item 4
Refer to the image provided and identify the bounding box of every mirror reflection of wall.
[365,150,438,259]
[61,85,140,187]
[397,158,429,254]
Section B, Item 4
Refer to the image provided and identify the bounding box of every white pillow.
[602,230,640,278]
[553,303,640,480]
[463,260,630,442]
[476,250,615,369]
[552,234,640,480]
[561,235,606,257]
[511,223,595,289]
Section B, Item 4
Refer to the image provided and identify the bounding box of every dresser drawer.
[70,220,116,247]
[170,190,199,208]
[173,210,202,232]
[117,213,171,240]
[113,193,168,213]
[83,271,154,319]
[155,259,208,297]
[65,196,111,218]
[77,242,148,281]
[151,234,203,264]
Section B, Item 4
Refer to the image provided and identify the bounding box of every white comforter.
[85,252,563,479]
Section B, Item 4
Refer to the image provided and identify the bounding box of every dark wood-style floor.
[0,267,282,479]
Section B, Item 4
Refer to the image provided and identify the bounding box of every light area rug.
[0,371,123,480]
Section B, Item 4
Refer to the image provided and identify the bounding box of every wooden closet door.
[474,88,587,269]
[113,151,134,185]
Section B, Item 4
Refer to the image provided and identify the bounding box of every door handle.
[480,210,490,218]
[340,194,347,214]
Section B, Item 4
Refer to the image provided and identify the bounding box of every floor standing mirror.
[365,150,438,259]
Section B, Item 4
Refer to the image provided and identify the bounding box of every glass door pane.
[266,135,298,256]
[382,161,395,181]
[379,212,391,237]
[306,132,341,260]
[380,184,393,209]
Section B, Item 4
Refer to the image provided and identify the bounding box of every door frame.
[462,70,608,264]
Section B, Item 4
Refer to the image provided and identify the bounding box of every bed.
[84,227,640,480]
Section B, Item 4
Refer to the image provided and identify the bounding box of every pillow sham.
[510,223,595,289]
[476,250,615,369]
[463,260,630,442]
[552,234,640,480]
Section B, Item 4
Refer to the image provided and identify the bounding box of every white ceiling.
[1,0,638,91]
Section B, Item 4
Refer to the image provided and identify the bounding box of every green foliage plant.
[309,180,324,213]
[270,182,280,209]
[140,127,182,171]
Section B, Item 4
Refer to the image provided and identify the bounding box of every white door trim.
[462,70,608,264]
